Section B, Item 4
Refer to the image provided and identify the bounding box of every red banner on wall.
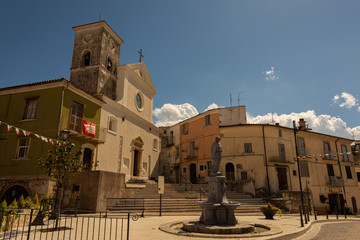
[82,120,96,138]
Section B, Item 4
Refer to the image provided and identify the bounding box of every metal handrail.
[181,176,208,200]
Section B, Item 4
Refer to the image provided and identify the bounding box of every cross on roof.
[137,49,144,62]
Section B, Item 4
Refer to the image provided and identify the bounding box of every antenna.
[271,113,275,124]
[230,93,232,107]
[99,14,102,21]
[237,91,246,106]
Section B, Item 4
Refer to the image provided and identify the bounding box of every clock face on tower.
[136,93,143,109]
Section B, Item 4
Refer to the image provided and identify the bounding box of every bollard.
[303,205,308,224]
[344,207,347,219]
[306,205,310,222]
[313,203,317,220]
[325,206,328,219]
[299,205,304,227]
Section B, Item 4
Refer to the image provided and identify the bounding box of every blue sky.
[1,0,359,138]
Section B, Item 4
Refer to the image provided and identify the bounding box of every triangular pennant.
[7,125,13,131]
[15,128,20,134]
[34,134,40,138]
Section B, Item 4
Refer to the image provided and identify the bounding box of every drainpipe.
[335,138,347,210]
[56,85,66,140]
[262,125,271,198]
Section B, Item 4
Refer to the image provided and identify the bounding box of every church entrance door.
[133,150,141,177]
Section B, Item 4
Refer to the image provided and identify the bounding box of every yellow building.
[220,119,360,214]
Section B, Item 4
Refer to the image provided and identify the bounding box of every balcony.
[166,136,175,146]
[325,176,344,187]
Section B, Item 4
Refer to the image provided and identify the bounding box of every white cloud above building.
[247,110,359,139]
[332,92,358,109]
[153,103,199,127]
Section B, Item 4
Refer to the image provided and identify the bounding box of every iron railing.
[106,198,145,217]
[0,207,134,240]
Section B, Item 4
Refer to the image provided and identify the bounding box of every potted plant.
[260,202,282,219]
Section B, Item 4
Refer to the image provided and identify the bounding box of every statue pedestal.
[198,175,240,225]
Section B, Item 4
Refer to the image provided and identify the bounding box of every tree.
[39,141,82,230]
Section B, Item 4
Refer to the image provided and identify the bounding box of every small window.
[205,115,211,126]
[293,169,297,176]
[153,139,158,150]
[279,130,282,137]
[190,141,195,157]
[83,51,91,66]
[345,166,352,179]
[244,143,252,153]
[327,164,335,176]
[23,98,38,120]
[357,172,360,182]
[278,143,286,162]
[176,146,180,156]
[69,101,84,133]
[182,124,188,134]
[108,116,117,133]
[16,137,30,159]
[341,145,349,161]
[324,142,332,160]
[298,137,306,156]
[199,164,204,172]
[183,167,187,173]
[300,162,309,177]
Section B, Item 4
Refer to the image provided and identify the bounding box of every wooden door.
[189,163,197,184]
[276,167,288,191]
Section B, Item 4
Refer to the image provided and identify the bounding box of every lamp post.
[293,120,305,227]
[60,129,70,142]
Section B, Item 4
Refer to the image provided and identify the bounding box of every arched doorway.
[0,185,30,204]
[83,148,93,171]
[189,163,197,184]
[131,137,144,177]
[225,162,235,181]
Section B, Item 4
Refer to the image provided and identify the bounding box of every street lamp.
[293,120,305,227]
[60,129,70,141]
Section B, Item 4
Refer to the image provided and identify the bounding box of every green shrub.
[25,196,33,208]
[18,195,26,209]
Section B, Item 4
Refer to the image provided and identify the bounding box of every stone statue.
[210,136,222,176]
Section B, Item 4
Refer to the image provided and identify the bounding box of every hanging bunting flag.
[34,134,40,138]
[347,152,351,155]
[0,121,2,125]
[332,154,337,158]
[297,156,300,160]
[339,153,344,156]
[15,128,20,134]
[7,125,13,131]
[319,154,324,159]
[307,155,312,159]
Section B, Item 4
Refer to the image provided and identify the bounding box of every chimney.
[298,118,306,130]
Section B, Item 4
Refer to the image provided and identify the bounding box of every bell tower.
[70,21,124,100]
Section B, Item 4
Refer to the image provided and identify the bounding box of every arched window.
[107,57,112,70]
[83,51,91,66]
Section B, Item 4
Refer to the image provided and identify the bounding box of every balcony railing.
[325,176,344,187]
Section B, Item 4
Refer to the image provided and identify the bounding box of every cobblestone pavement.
[294,221,360,240]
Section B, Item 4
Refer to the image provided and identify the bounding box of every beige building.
[220,120,360,214]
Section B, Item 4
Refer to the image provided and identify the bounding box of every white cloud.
[153,103,198,127]
[247,110,359,139]
[204,103,220,112]
[332,92,357,109]
[264,67,279,81]
[154,103,225,126]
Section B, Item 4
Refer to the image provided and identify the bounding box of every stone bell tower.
[70,21,124,100]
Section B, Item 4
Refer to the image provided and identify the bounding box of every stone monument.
[198,137,240,225]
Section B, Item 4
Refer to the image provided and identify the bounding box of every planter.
[260,207,278,219]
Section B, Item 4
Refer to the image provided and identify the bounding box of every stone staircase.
[121,182,266,216]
